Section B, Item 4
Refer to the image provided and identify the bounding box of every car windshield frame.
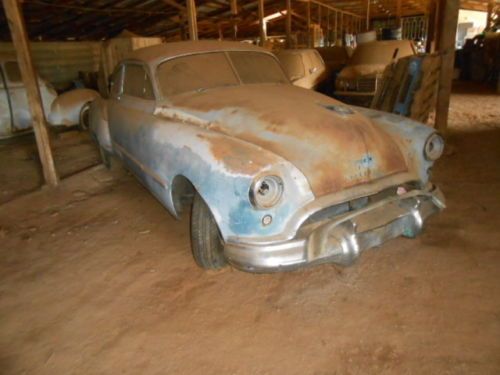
[156,50,290,99]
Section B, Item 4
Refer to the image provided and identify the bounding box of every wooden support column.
[366,0,370,31]
[426,0,438,53]
[486,0,494,30]
[3,0,58,187]
[306,1,311,47]
[339,12,343,46]
[435,0,459,133]
[285,0,292,48]
[326,9,330,46]
[186,0,198,40]
[230,0,238,40]
[334,11,338,45]
[396,0,402,27]
[258,0,266,46]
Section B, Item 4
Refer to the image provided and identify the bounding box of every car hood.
[162,84,407,197]
[337,64,387,79]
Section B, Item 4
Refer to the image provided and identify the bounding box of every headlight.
[424,133,444,161]
[250,175,284,209]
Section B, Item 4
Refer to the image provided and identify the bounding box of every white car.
[275,49,327,90]
[0,57,99,139]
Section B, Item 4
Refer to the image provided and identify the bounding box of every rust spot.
[173,85,409,197]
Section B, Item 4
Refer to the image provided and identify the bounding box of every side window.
[4,61,22,83]
[122,64,154,100]
[109,65,123,98]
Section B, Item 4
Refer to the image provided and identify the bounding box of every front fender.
[89,97,112,152]
[354,107,437,184]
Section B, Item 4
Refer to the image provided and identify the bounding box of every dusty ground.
[0,82,499,375]
[0,129,100,204]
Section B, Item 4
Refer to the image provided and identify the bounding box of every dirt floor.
[0,82,499,375]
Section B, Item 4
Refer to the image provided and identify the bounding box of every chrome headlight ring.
[424,133,445,161]
[249,175,284,209]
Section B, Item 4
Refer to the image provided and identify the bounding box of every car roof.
[128,40,268,66]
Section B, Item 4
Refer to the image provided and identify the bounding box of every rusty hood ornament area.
[90,41,445,272]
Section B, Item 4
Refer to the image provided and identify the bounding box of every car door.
[108,62,157,186]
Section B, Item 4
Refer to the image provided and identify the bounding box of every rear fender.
[89,97,112,152]
[47,88,99,126]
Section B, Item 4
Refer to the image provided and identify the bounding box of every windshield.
[349,41,415,66]
[157,51,288,97]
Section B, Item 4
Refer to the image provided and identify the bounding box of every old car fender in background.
[47,88,99,126]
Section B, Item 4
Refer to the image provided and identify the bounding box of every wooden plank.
[307,1,311,48]
[2,0,58,187]
[286,0,292,48]
[186,0,198,41]
[230,0,238,40]
[435,0,459,133]
[366,0,370,31]
[258,0,265,47]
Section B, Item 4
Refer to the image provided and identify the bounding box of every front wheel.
[190,193,227,269]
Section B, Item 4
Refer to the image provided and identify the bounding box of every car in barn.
[335,40,417,105]
[89,40,445,272]
[0,56,99,139]
[275,48,328,90]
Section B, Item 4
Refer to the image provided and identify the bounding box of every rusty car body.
[90,40,445,272]
[0,56,99,139]
[335,40,416,104]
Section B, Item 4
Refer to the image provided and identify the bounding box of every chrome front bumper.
[224,186,445,272]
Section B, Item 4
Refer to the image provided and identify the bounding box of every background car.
[275,48,327,90]
[90,40,444,273]
[0,57,99,139]
[335,40,417,105]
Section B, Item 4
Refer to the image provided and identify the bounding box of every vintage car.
[275,49,328,90]
[335,40,416,105]
[90,40,445,273]
[0,56,99,139]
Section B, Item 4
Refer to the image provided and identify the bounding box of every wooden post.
[285,0,292,48]
[3,0,58,187]
[258,0,266,46]
[340,12,343,46]
[366,0,370,31]
[186,0,198,41]
[230,0,238,40]
[396,0,402,27]
[486,0,494,30]
[435,0,459,133]
[426,0,437,53]
[326,9,330,46]
[334,11,338,45]
[306,1,311,47]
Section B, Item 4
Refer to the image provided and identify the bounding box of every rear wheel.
[190,193,227,269]
[78,102,91,131]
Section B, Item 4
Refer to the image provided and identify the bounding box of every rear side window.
[276,52,305,81]
[228,51,288,84]
[4,61,21,82]
[122,64,154,100]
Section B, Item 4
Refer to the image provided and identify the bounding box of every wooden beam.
[366,0,370,31]
[186,0,198,40]
[163,0,186,11]
[3,0,58,187]
[286,0,292,48]
[435,0,460,133]
[258,0,265,46]
[396,0,402,27]
[326,8,330,46]
[306,0,311,47]
[230,0,238,40]
[334,10,338,45]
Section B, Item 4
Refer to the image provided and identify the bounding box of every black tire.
[79,102,91,131]
[190,193,227,269]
